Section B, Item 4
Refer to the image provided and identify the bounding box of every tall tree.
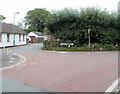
[0,15,6,21]
[24,8,52,32]
[46,7,119,46]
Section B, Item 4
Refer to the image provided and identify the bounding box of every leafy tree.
[24,8,52,32]
[46,7,119,46]
[24,7,119,47]
[17,18,26,29]
[0,15,6,21]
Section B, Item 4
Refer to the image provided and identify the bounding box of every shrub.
[92,43,118,51]
[42,42,118,51]
[42,40,60,50]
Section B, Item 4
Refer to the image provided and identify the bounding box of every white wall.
[0,33,27,47]
[27,32,48,40]
[15,34,27,46]
[0,33,14,47]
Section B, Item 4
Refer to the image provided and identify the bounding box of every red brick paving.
[2,51,118,92]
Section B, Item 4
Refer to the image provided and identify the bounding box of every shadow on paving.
[2,78,55,92]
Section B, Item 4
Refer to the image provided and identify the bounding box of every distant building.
[0,22,27,47]
[27,31,48,43]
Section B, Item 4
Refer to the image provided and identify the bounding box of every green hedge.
[42,42,118,51]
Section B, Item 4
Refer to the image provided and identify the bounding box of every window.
[7,33,10,42]
[0,33,2,42]
[23,35,25,41]
[19,34,21,41]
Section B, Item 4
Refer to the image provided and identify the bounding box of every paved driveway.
[1,43,54,92]
[11,43,44,53]
[0,43,43,69]
[1,43,119,92]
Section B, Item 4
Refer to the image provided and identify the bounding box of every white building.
[0,22,27,47]
[27,31,47,43]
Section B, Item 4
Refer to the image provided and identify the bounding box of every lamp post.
[88,28,91,47]
[86,25,91,47]
[13,12,19,25]
[13,12,19,46]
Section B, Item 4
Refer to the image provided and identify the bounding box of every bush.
[42,42,118,51]
[92,43,118,51]
[42,40,60,50]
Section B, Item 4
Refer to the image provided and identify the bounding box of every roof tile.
[0,22,26,34]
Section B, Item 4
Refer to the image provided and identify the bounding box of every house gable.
[27,32,39,37]
[0,22,27,34]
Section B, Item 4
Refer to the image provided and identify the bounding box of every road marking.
[105,77,120,93]
[18,63,26,66]
[0,53,26,70]
[59,52,68,54]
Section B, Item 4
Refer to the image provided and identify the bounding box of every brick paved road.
[1,50,118,92]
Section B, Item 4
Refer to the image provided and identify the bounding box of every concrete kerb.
[0,53,26,70]
[104,78,120,93]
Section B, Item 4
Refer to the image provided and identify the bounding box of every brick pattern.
[2,51,118,92]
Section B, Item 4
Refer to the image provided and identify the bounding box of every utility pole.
[13,12,19,25]
[13,12,19,46]
[88,28,91,47]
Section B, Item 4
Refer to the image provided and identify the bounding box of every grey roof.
[32,31,44,36]
[0,22,26,34]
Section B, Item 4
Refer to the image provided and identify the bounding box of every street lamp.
[13,12,19,46]
[13,12,19,25]
[88,28,91,47]
[86,25,91,47]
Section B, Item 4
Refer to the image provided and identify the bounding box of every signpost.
[88,28,91,47]
[60,43,74,47]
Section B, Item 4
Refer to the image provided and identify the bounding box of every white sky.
[0,0,120,24]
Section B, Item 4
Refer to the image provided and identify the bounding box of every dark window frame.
[7,33,10,42]
[0,33,2,42]
[19,34,21,41]
[23,35,25,41]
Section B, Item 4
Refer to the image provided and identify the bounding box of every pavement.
[0,43,119,92]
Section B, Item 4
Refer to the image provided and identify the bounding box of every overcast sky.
[0,0,120,24]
